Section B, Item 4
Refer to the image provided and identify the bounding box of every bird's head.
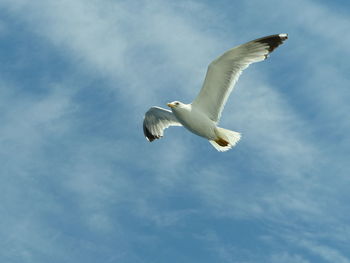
[167,101,183,110]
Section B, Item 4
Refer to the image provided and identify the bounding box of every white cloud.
[270,252,310,263]
[0,0,220,111]
[0,81,72,173]
[298,239,350,263]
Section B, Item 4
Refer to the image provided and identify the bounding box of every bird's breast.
[173,108,216,140]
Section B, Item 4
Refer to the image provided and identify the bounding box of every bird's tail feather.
[209,127,241,152]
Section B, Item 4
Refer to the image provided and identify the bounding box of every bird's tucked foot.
[214,137,229,147]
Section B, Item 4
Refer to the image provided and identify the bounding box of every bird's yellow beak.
[167,103,175,108]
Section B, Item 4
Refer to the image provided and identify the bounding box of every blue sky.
[1,0,350,262]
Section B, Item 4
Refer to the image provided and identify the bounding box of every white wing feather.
[192,34,288,123]
[143,107,182,141]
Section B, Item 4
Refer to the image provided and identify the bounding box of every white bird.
[143,34,288,152]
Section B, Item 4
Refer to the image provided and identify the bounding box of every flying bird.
[143,34,288,152]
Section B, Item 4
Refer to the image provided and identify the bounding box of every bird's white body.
[143,34,288,152]
[171,103,216,140]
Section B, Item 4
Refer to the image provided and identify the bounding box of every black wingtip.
[143,121,160,142]
[255,33,288,54]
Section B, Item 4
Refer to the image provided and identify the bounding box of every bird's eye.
[175,102,179,106]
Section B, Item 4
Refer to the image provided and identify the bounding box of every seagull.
[143,34,288,152]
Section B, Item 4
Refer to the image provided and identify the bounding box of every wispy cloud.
[270,252,310,263]
[298,239,350,263]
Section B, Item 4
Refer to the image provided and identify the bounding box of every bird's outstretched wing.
[143,107,182,141]
[192,34,288,123]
